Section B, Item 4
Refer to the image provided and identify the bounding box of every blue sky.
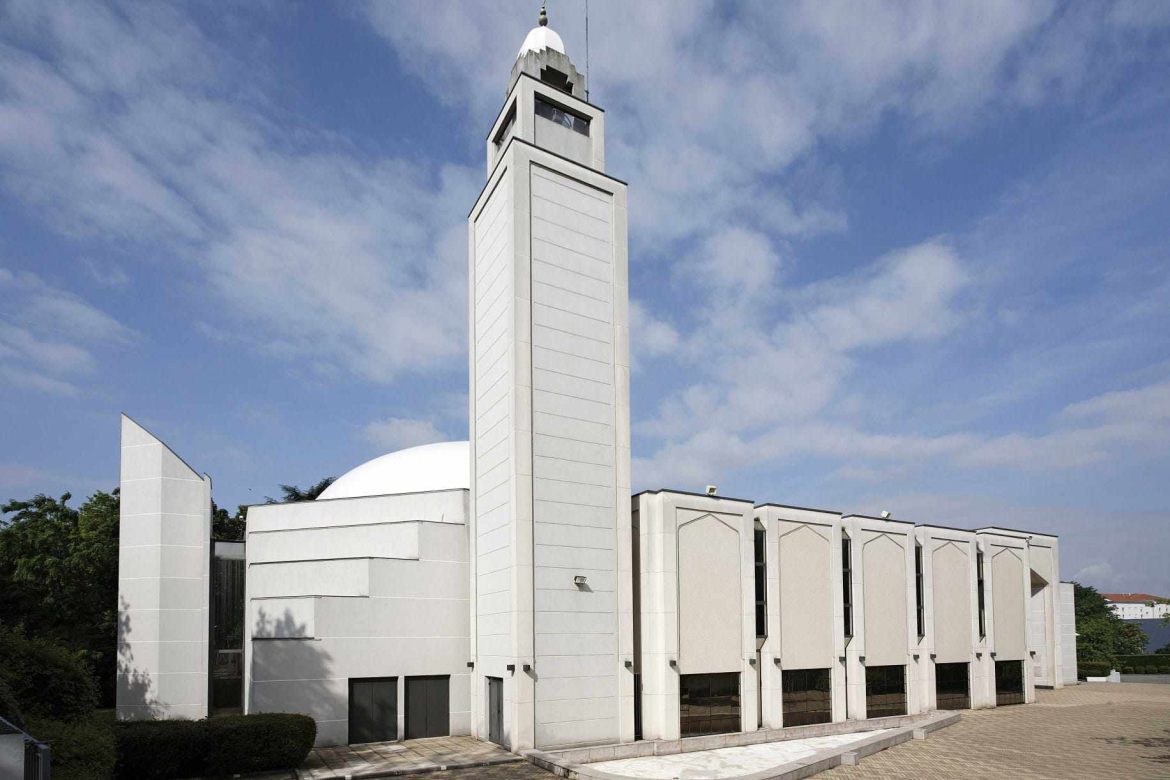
[1,1,1169,594]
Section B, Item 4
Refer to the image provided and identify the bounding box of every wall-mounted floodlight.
[669,659,678,668]
[506,663,516,673]
[880,510,891,519]
[624,659,633,669]
[774,657,783,666]
[523,663,532,672]
[574,575,588,586]
[467,661,475,668]
[706,485,718,496]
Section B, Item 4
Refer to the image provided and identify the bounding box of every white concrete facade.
[243,490,471,746]
[755,505,847,729]
[116,415,212,721]
[633,491,758,741]
[468,30,631,752]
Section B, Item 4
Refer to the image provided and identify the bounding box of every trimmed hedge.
[0,624,98,721]
[1117,654,1170,673]
[1078,661,1112,678]
[26,712,117,780]
[116,713,316,779]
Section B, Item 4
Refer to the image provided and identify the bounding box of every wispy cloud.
[0,266,136,395]
[362,416,446,452]
[0,0,479,383]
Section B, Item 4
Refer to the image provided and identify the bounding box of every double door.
[405,675,450,739]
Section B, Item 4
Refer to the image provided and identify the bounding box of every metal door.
[488,676,504,746]
[406,675,450,739]
[349,677,397,744]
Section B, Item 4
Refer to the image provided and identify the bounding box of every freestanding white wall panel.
[116,415,211,721]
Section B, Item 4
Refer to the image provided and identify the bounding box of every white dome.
[517,25,565,58]
[317,441,469,500]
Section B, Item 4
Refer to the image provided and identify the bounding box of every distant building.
[1102,593,1170,620]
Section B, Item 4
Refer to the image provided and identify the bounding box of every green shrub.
[1159,666,1170,674]
[115,713,316,779]
[114,719,207,780]
[1117,654,1167,671]
[0,676,24,730]
[0,625,98,721]
[26,712,116,780]
[203,713,317,775]
[1120,665,1133,674]
[1078,661,1111,678]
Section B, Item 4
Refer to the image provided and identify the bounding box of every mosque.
[115,9,1077,752]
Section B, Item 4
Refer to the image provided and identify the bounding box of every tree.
[0,491,119,706]
[265,477,335,504]
[212,501,247,541]
[1072,582,1149,664]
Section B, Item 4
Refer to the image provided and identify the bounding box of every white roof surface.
[316,440,470,500]
[517,24,565,58]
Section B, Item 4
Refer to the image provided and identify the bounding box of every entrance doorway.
[934,662,970,709]
[995,660,1025,706]
[405,675,450,739]
[679,672,740,736]
[487,676,503,746]
[349,677,397,744]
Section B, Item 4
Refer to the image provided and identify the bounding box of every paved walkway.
[300,735,521,779]
[823,682,1170,779]
[588,730,893,779]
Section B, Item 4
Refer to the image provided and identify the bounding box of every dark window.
[210,544,245,713]
[977,551,987,638]
[994,660,1024,706]
[493,105,516,148]
[540,65,572,92]
[535,96,589,136]
[915,544,925,639]
[405,675,450,739]
[842,536,853,638]
[935,662,970,710]
[754,527,767,639]
[865,665,906,718]
[679,673,740,736]
[782,668,831,727]
[350,678,397,744]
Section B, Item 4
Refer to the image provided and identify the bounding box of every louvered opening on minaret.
[539,65,572,92]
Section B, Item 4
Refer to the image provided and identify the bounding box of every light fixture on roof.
[706,485,718,496]
[880,510,891,519]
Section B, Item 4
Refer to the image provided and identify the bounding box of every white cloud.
[0,267,136,395]
[362,417,447,452]
[0,1,479,384]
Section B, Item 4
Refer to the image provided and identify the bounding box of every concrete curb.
[525,711,961,780]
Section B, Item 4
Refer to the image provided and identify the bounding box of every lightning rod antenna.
[584,0,590,101]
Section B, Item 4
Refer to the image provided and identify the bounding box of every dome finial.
[539,2,548,26]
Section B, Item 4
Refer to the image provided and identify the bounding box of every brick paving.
[296,684,1170,779]
[824,682,1170,780]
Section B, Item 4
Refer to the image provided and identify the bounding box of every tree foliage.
[1072,582,1149,664]
[0,491,119,707]
[265,477,335,504]
[211,500,247,541]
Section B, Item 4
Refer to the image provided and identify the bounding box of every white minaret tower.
[468,5,633,751]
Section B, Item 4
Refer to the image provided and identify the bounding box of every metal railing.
[0,715,51,780]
